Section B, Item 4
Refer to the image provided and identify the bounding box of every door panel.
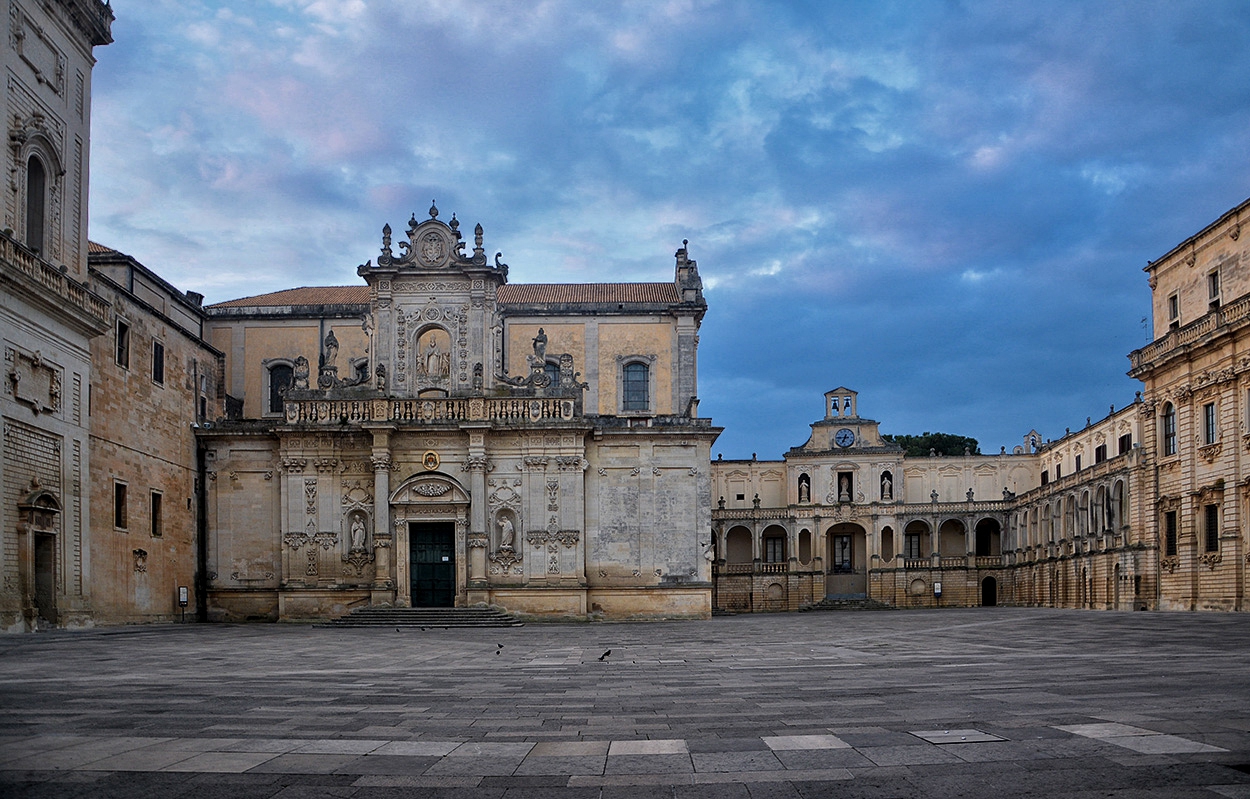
[410,523,454,607]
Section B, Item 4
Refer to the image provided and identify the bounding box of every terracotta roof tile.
[208,286,371,309]
[87,241,117,254]
[498,283,678,305]
[208,282,680,310]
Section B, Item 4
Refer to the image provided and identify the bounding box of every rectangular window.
[1055,465,1062,479]
[115,320,130,369]
[1167,293,1180,329]
[150,491,163,537]
[1164,511,1177,556]
[764,537,785,563]
[151,341,165,385]
[734,493,745,502]
[905,534,923,560]
[1162,407,1177,456]
[1118,433,1132,455]
[1041,470,1049,486]
[1204,503,1219,552]
[622,362,649,412]
[1203,403,1217,445]
[1209,270,1221,308]
[1094,444,1107,464]
[832,534,853,572]
[114,482,128,529]
[1074,455,1082,471]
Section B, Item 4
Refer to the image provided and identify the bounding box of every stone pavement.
[2,607,1250,798]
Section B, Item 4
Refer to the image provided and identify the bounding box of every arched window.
[268,363,294,415]
[622,361,649,411]
[25,155,46,254]
[1162,403,1176,456]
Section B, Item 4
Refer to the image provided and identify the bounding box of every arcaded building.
[198,209,718,621]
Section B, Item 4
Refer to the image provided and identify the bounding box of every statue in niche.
[798,476,810,504]
[881,473,893,501]
[839,475,851,503]
[293,356,310,389]
[350,514,367,550]
[498,516,515,550]
[532,328,547,363]
[322,330,339,368]
[417,330,450,378]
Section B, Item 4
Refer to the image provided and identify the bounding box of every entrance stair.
[317,606,525,629]
[799,596,895,612]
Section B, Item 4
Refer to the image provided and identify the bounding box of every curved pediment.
[390,472,470,505]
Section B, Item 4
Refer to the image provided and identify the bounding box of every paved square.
[2,608,1249,797]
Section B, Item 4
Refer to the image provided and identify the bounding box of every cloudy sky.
[88,1,1250,458]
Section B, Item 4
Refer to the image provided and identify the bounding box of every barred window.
[1162,403,1176,456]
[1164,511,1177,557]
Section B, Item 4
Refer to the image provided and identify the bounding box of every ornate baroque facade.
[1,0,112,631]
[198,209,718,621]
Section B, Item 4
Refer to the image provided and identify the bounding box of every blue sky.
[88,1,1250,458]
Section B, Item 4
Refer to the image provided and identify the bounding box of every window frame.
[151,340,165,386]
[616,354,656,415]
[115,318,131,370]
[114,481,129,530]
[264,359,295,417]
[1167,292,1180,329]
[1203,402,1217,445]
[1209,270,1221,309]
[25,154,47,255]
[150,490,163,538]
[1204,503,1220,553]
[1164,510,1178,557]
[1161,403,1177,456]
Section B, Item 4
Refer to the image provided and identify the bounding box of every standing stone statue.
[323,330,339,368]
[425,338,441,376]
[350,515,366,550]
[839,475,850,503]
[498,516,515,550]
[881,474,893,501]
[532,328,547,363]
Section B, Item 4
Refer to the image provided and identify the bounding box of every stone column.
[369,428,395,604]
[463,424,490,550]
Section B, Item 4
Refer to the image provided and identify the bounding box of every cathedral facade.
[198,210,718,621]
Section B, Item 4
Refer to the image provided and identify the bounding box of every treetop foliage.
[882,432,981,457]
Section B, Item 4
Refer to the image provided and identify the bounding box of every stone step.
[799,596,895,612]
[317,606,525,629]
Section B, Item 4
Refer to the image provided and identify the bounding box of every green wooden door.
[410,523,455,607]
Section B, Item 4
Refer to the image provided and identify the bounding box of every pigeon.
[598,650,611,661]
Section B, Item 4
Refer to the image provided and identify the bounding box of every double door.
[409,522,455,607]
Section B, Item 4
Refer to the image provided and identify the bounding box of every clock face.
[835,428,855,448]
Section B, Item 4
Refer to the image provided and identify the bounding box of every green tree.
[882,432,980,457]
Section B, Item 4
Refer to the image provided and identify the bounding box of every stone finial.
[429,200,439,219]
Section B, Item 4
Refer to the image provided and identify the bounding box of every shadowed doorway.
[410,522,455,607]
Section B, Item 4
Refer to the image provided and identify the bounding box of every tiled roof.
[498,283,679,305]
[87,241,116,255]
[208,282,680,310]
[208,286,371,309]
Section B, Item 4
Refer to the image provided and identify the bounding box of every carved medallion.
[418,231,447,267]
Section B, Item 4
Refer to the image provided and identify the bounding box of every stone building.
[1,0,112,631]
[711,390,1153,612]
[86,243,222,623]
[1129,196,1249,611]
[198,209,718,621]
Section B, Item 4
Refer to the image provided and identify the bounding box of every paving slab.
[1,608,1248,797]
